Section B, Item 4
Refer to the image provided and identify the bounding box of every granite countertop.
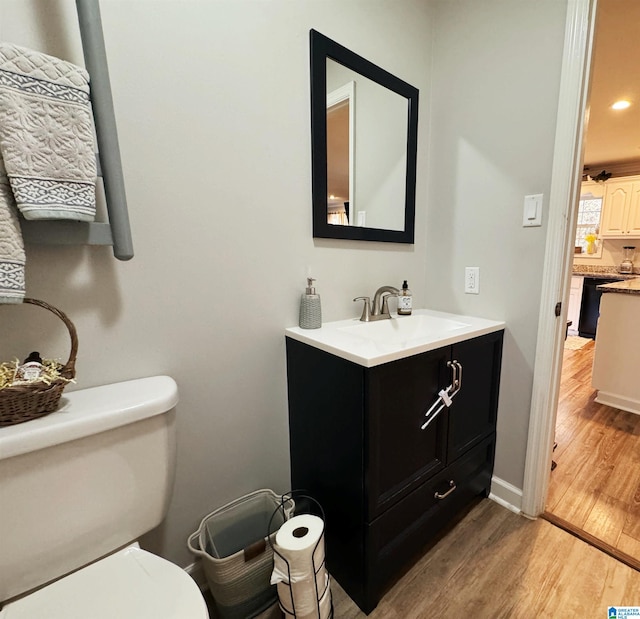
[596,277,640,295]
[572,269,638,280]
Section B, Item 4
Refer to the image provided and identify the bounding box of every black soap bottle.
[14,351,45,382]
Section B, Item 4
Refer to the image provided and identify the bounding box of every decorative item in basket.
[0,298,77,427]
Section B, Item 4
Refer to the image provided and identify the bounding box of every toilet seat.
[0,546,209,619]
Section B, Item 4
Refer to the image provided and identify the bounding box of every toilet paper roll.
[274,515,325,577]
[276,569,330,615]
[275,514,324,552]
[280,576,332,619]
[271,514,329,618]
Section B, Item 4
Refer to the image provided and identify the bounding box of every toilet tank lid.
[0,376,178,461]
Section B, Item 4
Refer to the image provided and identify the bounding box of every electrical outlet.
[465,267,480,294]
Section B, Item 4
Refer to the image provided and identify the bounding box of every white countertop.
[285,309,505,367]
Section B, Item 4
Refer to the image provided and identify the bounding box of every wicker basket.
[0,298,77,427]
[187,489,294,619]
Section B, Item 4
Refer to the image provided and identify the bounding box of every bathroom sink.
[339,314,470,345]
[285,309,505,367]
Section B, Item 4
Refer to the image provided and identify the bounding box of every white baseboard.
[185,559,208,592]
[489,476,523,514]
[595,391,640,416]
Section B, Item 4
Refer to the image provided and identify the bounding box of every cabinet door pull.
[456,360,463,392]
[434,480,457,500]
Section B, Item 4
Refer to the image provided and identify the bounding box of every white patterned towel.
[0,158,25,303]
[0,43,97,303]
[0,42,97,220]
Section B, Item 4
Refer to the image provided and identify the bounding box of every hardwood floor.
[239,500,640,618]
[546,339,640,564]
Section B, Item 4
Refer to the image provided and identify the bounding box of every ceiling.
[583,0,640,172]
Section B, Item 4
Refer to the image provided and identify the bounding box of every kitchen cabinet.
[601,176,640,238]
[592,283,640,415]
[567,276,584,335]
[286,330,503,614]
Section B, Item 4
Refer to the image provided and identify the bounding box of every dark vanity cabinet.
[286,330,503,614]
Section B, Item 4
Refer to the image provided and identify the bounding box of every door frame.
[521,0,598,517]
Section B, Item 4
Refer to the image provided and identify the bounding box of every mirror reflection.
[326,76,354,226]
[326,61,408,231]
[311,30,419,243]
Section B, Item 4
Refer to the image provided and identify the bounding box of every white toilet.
[0,376,209,619]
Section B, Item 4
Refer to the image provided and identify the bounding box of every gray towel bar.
[22,0,133,261]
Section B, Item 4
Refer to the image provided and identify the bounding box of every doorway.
[544,0,640,567]
[523,0,640,566]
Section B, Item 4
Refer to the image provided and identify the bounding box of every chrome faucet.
[353,285,399,321]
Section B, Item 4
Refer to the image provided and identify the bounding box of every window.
[575,196,603,255]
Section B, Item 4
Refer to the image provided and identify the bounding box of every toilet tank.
[0,376,179,603]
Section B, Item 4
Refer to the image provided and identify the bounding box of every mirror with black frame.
[310,29,419,243]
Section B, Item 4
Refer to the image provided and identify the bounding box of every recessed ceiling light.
[611,100,631,110]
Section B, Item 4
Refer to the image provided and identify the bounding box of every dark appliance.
[578,277,617,339]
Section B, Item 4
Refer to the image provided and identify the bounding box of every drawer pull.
[434,480,457,500]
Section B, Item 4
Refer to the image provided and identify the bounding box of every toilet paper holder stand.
[268,492,333,619]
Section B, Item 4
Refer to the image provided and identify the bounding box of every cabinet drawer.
[367,435,495,596]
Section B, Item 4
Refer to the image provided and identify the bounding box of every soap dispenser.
[299,277,322,329]
[397,280,412,315]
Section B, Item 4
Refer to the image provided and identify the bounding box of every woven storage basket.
[187,489,293,619]
[0,298,77,427]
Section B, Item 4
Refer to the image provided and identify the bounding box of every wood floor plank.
[546,406,614,522]
[600,427,640,505]
[623,480,640,541]
[583,492,627,547]
[546,473,598,525]
[547,342,640,562]
[619,533,640,559]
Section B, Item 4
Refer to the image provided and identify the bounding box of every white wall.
[427,0,568,491]
[0,0,434,568]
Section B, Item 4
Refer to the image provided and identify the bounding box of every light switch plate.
[523,194,543,227]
